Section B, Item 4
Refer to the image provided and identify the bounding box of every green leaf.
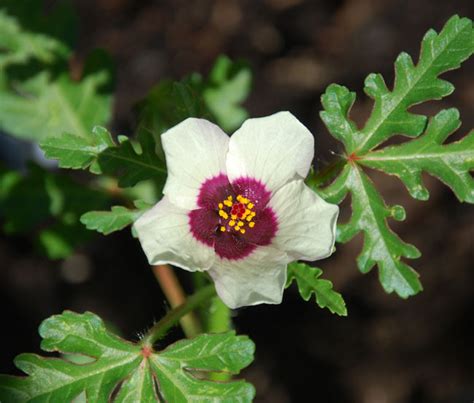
[0,50,113,141]
[80,202,151,235]
[321,16,473,155]
[320,164,422,298]
[41,126,167,187]
[316,16,473,298]
[202,55,252,132]
[0,164,108,259]
[0,10,67,69]
[150,332,255,402]
[40,126,115,173]
[286,262,347,316]
[0,311,255,403]
[360,109,474,203]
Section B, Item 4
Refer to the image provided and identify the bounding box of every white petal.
[269,180,339,261]
[226,111,314,194]
[208,246,289,309]
[133,197,215,271]
[162,118,229,209]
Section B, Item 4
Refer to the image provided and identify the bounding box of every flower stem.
[152,264,204,339]
[142,283,216,347]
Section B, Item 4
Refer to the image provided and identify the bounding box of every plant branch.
[142,283,216,347]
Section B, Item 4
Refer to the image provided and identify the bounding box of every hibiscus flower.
[134,112,339,309]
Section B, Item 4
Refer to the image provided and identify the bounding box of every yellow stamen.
[240,229,246,234]
[229,220,236,227]
[227,195,233,201]
[231,214,237,220]
[220,226,226,232]
[247,202,254,209]
[237,221,244,227]
[218,210,229,219]
[218,203,223,209]
[236,195,243,202]
[234,226,240,231]
[249,222,255,228]
[223,200,232,207]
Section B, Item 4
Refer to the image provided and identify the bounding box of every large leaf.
[360,109,474,203]
[286,262,347,316]
[0,311,255,403]
[0,50,113,141]
[316,16,473,298]
[321,15,473,154]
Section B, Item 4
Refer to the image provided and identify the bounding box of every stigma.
[218,194,256,234]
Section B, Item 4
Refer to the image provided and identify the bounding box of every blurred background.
[1,0,473,402]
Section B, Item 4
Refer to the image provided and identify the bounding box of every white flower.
[134,112,339,309]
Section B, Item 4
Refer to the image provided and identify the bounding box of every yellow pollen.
[231,214,237,220]
[249,222,255,228]
[246,215,253,222]
[218,203,223,209]
[250,211,256,218]
[220,226,226,232]
[240,229,246,234]
[247,202,254,209]
[229,220,236,227]
[218,210,229,219]
[227,195,233,201]
[237,221,244,227]
[223,200,232,207]
[236,195,242,202]
[234,226,240,231]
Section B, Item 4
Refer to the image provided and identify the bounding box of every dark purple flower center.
[189,174,277,260]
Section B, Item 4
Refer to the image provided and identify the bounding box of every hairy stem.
[142,283,216,347]
[152,264,204,338]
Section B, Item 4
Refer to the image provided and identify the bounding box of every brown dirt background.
[1,1,473,402]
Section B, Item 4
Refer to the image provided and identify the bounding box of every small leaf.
[41,126,167,188]
[97,129,167,188]
[0,311,256,403]
[80,203,151,235]
[0,10,67,68]
[360,109,474,203]
[41,126,115,173]
[286,262,347,316]
[202,55,252,132]
[320,165,422,298]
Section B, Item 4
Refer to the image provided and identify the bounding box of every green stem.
[142,284,216,347]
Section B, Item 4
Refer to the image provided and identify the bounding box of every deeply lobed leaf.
[41,126,167,188]
[0,50,113,141]
[286,263,347,316]
[0,311,256,403]
[360,109,474,203]
[320,164,422,298]
[316,16,473,298]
